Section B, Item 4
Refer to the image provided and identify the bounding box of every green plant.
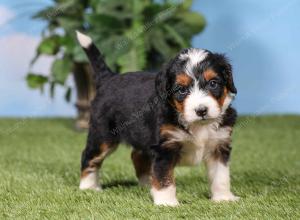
[26,0,206,129]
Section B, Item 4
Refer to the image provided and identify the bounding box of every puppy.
[76,31,239,206]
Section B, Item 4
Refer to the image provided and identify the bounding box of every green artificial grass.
[0,116,299,219]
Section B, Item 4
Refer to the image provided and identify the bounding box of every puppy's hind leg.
[80,131,118,191]
[131,150,152,186]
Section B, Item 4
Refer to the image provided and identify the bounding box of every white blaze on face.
[179,48,208,78]
[179,48,234,123]
[183,83,220,123]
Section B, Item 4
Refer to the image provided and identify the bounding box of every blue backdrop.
[0,0,299,116]
[193,0,300,114]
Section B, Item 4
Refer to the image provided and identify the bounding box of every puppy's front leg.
[151,146,179,206]
[205,144,239,202]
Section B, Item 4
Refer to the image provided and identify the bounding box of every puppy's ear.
[217,54,237,94]
[224,62,237,94]
[155,59,173,101]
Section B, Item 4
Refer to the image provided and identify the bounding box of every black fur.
[83,43,117,87]
[79,37,237,194]
[219,144,232,164]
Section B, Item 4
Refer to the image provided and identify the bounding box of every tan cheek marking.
[203,69,217,81]
[176,73,192,86]
[173,99,184,113]
[218,87,228,107]
[174,73,191,113]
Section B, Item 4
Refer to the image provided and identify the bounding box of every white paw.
[151,185,179,207]
[79,185,102,191]
[211,192,240,202]
[79,173,101,191]
[154,198,179,207]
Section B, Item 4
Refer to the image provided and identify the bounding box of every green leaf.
[132,0,146,16]
[51,57,73,84]
[60,35,86,61]
[85,14,123,30]
[181,0,193,10]
[37,36,60,55]
[143,3,167,19]
[33,1,83,20]
[26,73,48,89]
[73,45,89,63]
[65,87,72,102]
[149,28,172,59]
[93,0,133,19]
[28,0,206,101]
[116,35,146,72]
[116,20,146,72]
[57,17,81,32]
[175,12,206,34]
[32,6,57,20]
[93,35,131,70]
[163,24,189,48]
[117,44,146,72]
[60,35,75,51]
[50,82,56,98]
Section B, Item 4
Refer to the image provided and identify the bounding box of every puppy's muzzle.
[195,105,208,118]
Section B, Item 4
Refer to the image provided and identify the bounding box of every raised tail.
[76,31,116,86]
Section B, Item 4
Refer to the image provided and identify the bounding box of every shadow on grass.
[25,156,297,196]
[102,180,138,189]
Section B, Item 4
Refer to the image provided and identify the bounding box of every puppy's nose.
[195,106,208,117]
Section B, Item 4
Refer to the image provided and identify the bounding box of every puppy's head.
[156,48,237,125]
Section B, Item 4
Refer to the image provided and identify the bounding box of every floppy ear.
[224,62,237,94]
[155,59,174,101]
[155,71,167,101]
[217,54,237,94]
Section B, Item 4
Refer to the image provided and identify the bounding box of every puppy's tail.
[76,31,116,86]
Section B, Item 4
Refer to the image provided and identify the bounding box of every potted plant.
[27,0,205,130]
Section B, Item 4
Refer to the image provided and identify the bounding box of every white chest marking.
[167,123,231,166]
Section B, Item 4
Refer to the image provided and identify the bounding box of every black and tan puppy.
[76,31,239,206]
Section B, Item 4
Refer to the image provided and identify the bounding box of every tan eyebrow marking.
[203,69,217,81]
[176,73,192,86]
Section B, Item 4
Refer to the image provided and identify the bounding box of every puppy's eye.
[178,87,188,95]
[208,80,218,89]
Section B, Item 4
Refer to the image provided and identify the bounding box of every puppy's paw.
[151,185,179,207]
[211,192,240,202]
[79,173,102,191]
[154,198,179,207]
[79,183,102,191]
